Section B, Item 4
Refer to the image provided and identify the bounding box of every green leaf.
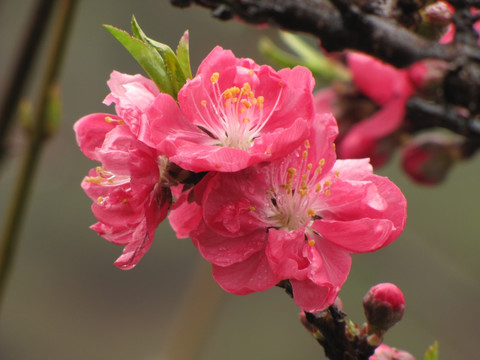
[424,341,439,360]
[259,36,309,69]
[104,24,175,96]
[259,32,351,88]
[176,30,192,79]
[130,16,188,95]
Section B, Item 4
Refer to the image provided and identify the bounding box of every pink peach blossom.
[369,344,415,360]
[103,71,160,145]
[187,114,407,311]
[315,52,434,167]
[75,113,171,269]
[148,46,316,172]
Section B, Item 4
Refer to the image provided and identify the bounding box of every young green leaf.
[176,30,192,79]
[424,341,439,360]
[104,24,175,96]
[130,16,188,95]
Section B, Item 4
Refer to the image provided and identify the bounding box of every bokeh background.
[0,1,479,359]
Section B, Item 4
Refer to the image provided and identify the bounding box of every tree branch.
[171,0,480,67]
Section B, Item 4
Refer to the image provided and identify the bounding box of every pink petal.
[191,222,268,267]
[289,278,338,313]
[347,53,411,105]
[312,218,394,253]
[74,113,118,160]
[168,190,202,239]
[201,171,266,237]
[337,97,406,160]
[212,251,279,295]
[266,228,310,280]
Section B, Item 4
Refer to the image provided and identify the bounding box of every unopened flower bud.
[423,2,452,27]
[417,1,453,40]
[363,283,405,334]
[369,344,415,360]
[401,133,463,185]
[408,59,448,95]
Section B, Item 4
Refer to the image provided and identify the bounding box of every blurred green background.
[0,1,479,359]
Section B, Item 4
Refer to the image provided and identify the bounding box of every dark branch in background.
[171,0,480,145]
[0,0,58,163]
[171,0,480,66]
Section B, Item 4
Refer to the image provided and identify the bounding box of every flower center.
[261,140,334,232]
[197,71,283,150]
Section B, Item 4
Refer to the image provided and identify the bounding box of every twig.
[0,0,78,314]
[0,0,58,163]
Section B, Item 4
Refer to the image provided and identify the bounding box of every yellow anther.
[316,167,323,174]
[200,100,207,106]
[243,117,250,123]
[105,116,124,125]
[299,189,308,197]
[307,163,313,170]
[335,171,340,178]
[210,72,219,83]
[257,96,264,109]
[122,198,128,204]
[248,69,254,77]
[308,238,316,246]
[85,176,102,184]
[249,206,256,211]
[315,183,322,192]
[319,158,326,166]
[287,168,296,178]
[324,180,332,187]
[325,189,331,196]
[305,139,311,149]
[301,174,307,181]
[307,208,315,217]
[302,150,308,158]
[96,196,105,204]
[242,82,251,92]
[241,99,252,108]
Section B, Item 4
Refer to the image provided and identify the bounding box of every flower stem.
[0,0,58,164]
[0,0,78,314]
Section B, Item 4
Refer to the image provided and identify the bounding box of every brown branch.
[170,0,480,67]
[406,97,480,140]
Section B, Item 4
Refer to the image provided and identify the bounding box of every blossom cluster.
[314,1,480,185]
[75,46,407,312]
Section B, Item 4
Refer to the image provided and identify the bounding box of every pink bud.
[369,344,415,360]
[363,283,405,333]
[401,133,462,185]
[423,1,453,27]
[408,59,448,93]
